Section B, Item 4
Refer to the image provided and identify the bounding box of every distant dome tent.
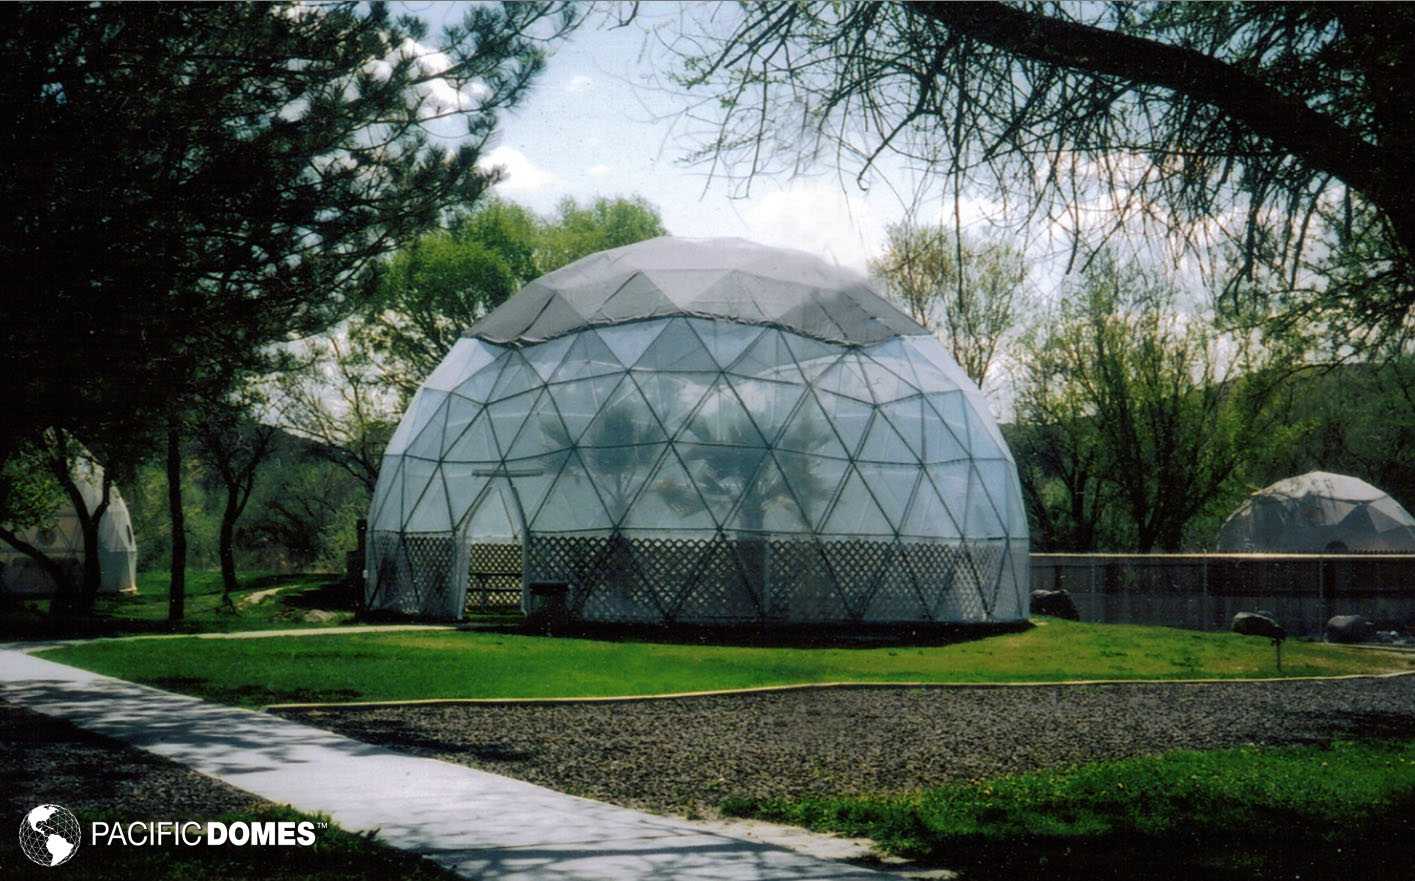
[0,456,138,596]
[364,236,1029,625]
[1216,471,1415,553]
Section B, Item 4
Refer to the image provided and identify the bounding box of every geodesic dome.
[1216,471,1415,553]
[0,457,138,596]
[365,237,1029,625]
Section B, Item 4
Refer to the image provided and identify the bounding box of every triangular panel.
[406,396,451,460]
[634,371,715,440]
[820,467,892,536]
[453,351,511,403]
[725,376,805,446]
[857,411,919,464]
[522,334,576,382]
[676,444,767,527]
[815,390,873,458]
[580,377,669,447]
[546,373,625,446]
[814,354,875,403]
[405,466,453,532]
[635,318,718,371]
[597,320,667,370]
[782,333,843,381]
[488,351,541,402]
[688,318,762,369]
[622,448,718,532]
[964,464,1007,536]
[777,391,850,458]
[774,451,849,530]
[505,450,570,525]
[924,391,972,453]
[487,390,541,459]
[727,328,803,384]
[854,461,920,532]
[529,450,612,532]
[551,329,624,381]
[880,398,926,462]
[440,464,494,528]
[507,388,573,459]
[902,473,963,539]
[730,455,813,533]
[582,442,669,523]
[682,377,765,446]
[444,408,502,463]
[858,352,918,403]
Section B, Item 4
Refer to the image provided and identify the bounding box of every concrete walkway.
[0,650,896,880]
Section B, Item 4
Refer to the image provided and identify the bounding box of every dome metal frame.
[365,238,1030,625]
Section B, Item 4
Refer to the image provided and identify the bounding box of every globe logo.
[18,805,81,867]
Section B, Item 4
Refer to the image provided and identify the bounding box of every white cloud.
[565,74,594,94]
[362,39,488,116]
[478,146,558,193]
[738,183,884,273]
[588,164,611,178]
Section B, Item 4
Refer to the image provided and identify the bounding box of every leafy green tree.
[537,196,668,272]
[668,3,1415,348]
[1013,254,1292,551]
[364,232,521,398]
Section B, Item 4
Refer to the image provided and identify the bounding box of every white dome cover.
[0,455,138,596]
[367,238,1029,625]
[1216,471,1415,552]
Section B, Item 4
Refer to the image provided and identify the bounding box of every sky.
[396,2,950,275]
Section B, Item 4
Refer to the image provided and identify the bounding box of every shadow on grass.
[0,574,346,640]
[360,607,1035,650]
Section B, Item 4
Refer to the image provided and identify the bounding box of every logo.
[18,804,81,867]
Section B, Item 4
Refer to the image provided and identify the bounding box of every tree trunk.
[77,514,103,613]
[166,421,187,625]
[218,488,240,607]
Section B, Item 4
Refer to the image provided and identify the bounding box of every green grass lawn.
[721,739,1415,880]
[35,618,1415,707]
[2,570,353,638]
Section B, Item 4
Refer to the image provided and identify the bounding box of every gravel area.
[279,676,1415,816]
[0,701,265,821]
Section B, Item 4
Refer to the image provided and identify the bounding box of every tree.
[869,223,1028,388]
[1014,254,1289,551]
[193,394,279,607]
[537,195,668,272]
[272,337,398,494]
[0,443,71,598]
[0,430,130,612]
[668,3,1415,348]
[0,0,582,505]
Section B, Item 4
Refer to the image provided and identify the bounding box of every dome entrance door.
[463,472,531,615]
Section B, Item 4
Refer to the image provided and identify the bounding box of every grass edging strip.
[260,666,1415,711]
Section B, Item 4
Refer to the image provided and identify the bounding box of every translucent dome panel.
[367,316,1029,625]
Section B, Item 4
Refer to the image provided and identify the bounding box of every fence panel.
[1031,553,1415,635]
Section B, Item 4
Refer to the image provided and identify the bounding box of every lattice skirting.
[366,532,466,619]
[526,534,1024,625]
[367,530,1026,624]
